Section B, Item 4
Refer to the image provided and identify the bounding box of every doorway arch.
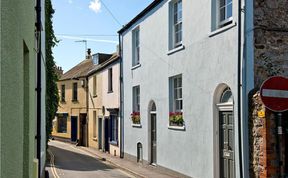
[213,84,235,178]
[148,100,157,165]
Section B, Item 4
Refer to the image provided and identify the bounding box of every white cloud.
[89,0,101,13]
[68,0,73,4]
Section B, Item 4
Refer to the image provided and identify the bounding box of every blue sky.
[52,0,153,72]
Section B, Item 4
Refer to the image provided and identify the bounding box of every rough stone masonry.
[250,0,288,178]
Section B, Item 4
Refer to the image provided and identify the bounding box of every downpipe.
[35,0,42,177]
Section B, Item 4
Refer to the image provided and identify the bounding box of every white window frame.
[218,0,233,27]
[169,0,182,49]
[132,27,140,66]
[110,115,118,144]
[171,75,183,112]
[133,86,140,112]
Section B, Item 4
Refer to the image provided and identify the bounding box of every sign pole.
[277,112,285,178]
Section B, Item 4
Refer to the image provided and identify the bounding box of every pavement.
[49,141,182,178]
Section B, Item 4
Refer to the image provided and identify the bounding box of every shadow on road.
[48,145,115,172]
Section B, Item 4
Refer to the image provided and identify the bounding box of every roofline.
[58,76,86,82]
[118,0,163,34]
[88,57,120,77]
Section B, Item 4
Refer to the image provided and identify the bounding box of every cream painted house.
[52,51,94,146]
[87,53,121,156]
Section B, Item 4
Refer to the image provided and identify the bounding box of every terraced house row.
[52,0,288,178]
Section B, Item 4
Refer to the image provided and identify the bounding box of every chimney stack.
[86,48,92,59]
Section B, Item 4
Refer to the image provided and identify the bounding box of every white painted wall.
[121,0,244,177]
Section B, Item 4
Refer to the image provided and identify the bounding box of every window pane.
[220,7,225,21]
[178,76,182,87]
[175,100,180,110]
[174,88,178,99]
[227,3,232,18]
[220,0,225,7]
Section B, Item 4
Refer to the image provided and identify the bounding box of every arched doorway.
[214,86,235,178]
[148,101,157,165]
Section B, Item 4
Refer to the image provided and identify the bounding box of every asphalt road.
[47,141,134,178]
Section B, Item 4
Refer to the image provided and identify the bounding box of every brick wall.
[249,92,279,178]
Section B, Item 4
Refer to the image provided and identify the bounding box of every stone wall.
[249,91,279,178]
[252,1,288,177]
[254,0,288,88]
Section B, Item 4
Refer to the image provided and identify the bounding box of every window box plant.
[169,112,183,126]
[131,112,140,124]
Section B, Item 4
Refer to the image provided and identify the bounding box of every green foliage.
[169,112,184,126]
[45,0,59,146]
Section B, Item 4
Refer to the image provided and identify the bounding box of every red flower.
[131,111,140,116]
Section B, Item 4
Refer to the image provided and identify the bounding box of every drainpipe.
[237,0,244,177]
[118,33,124,158]
[35,0,42,177]
[86,76,89,147]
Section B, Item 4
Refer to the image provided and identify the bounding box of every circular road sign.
[260,76,288,112]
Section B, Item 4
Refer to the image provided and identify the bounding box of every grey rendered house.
[118,0,253,177]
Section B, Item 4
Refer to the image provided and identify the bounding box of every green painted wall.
[1,1,37,178]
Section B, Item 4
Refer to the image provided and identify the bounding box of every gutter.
[237,0,244,177]
[35,0,42,177]
[118,33,124,158]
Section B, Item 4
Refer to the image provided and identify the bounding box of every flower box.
[169,112,184,126]
[131,112,141,124]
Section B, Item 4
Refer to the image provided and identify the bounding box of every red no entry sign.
[260,76,288,112]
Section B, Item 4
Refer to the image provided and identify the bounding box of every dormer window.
[92,54,99,65]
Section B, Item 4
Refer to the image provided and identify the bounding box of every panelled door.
[151,113,157,164]
[71,116,78,142]
[219,111,235,178]
[98,118,102,149]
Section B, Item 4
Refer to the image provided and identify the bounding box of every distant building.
[52,50,94,146]
[87,53,121,156]
[0,0,46,177]
[55,65,64,78]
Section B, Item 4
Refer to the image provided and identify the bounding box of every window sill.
[132,123,142,128]
[93,95,97,98]
[131,64,141,70]
[60,101,66,104]
[167,45,185,55]
[209,21,237,37]
[72,100,78,103]
[93,138,97,141]
[110,141,118,146]
[168,125,185,131]
[108,91,113,94]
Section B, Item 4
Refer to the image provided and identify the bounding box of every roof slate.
[59,52,119,81]
[59,58,94,81]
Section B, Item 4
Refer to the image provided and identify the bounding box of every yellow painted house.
[87,53,121,156]
[52,51,94,146]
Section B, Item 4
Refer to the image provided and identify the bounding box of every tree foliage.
[45,0,59,145]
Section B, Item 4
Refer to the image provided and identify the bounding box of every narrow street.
[47,141,135,178]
